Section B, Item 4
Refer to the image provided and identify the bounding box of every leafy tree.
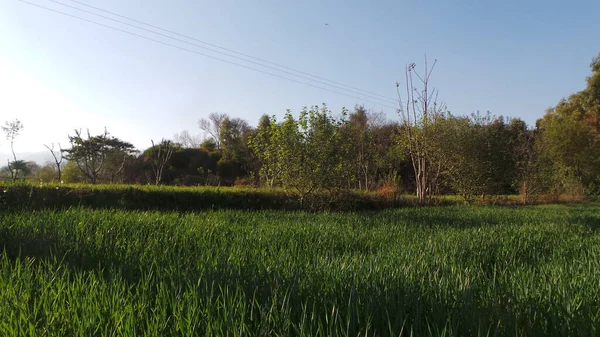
[581,54,600,131]
[340,106,403,191]
[165,148,222,186]
[218,117,252,182]
[62,160,85,183]
[271,110,302,191]
[507,119,546,203]
[301,105,348,192]
[62,129,137,184]
[201,139,217,151]
[24,161,39,178]
[444,113,521,200]
[249,115,282,189]
[537,113,597,196]
[35,163,58,183]
[370,122,406,191]
[342,105,374,190]
[266,105,348,201]
[7,160,31,179]
[420,113,466,196]
[537,52,600,196]
[220,117,250,160]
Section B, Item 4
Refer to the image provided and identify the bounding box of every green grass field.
[2,204,600,336]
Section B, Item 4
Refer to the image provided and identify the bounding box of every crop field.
[1,204,600,336]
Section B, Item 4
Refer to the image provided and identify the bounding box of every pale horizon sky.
[1,0,599,160]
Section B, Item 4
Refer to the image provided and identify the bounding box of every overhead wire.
[45,0,398,105]
[16,0,399,110]
[65,0,398,103]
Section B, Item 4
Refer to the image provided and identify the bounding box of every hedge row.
[0,184,441,212]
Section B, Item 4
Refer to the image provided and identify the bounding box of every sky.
[1,0,599,162]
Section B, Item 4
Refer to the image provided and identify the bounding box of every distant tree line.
[3,53,600,203]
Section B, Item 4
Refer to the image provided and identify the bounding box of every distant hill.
[0,151,55,167]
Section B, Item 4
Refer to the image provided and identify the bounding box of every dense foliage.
[3,53,600,203]
[0,183,449,212]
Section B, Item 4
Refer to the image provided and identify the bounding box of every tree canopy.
[10,52,600,203]
[62,129,137,184]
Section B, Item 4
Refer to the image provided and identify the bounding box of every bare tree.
[173,130,201,148]
[44,143,63,183]
[150,139,176,185]
[2,119,24,181]
[396,56,446,201]
[198,112,227,149]
[367,110,388,129]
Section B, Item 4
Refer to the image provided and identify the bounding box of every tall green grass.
[1,204,600,336]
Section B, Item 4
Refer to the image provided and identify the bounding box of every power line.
[43,0,398,105]
[65,0,397,103]
[16,0,399,110]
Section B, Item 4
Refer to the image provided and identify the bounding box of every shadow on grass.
[0,234,506,337]
[0,185,435,213]
[1,218,598,336]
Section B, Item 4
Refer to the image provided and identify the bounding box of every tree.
[249,115,283,189]
[217,116,252,182]
[198,112,227,149]
[2,119,24,181]
[219,117,250,163]
[581,54,600,130]
[338,106,398,191]
[396,56,446,201]
[173,130,201,148]
[250,106,351,196]
[35,163,58,183]
[446,113,518,200]
[164,147,222,186]
[149,139,176,185]
[419,113,465,196]
[508,119,545,204]
[62,160,85,183]
[9,160,31,178]
[276,110,308,197]
[536,52,600,196]
[372,123,406,191]
[44,143,64,183]
[24,161,39,178]
[62,129,137,184]
[201,139,217,151]
[343,105,372,190]
[537,112,597,196]
[274,105,348,201]
[300,105,348,193]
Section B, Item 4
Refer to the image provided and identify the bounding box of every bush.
[0,183,428,212]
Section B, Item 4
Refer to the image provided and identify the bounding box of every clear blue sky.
[1,0,599,156]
